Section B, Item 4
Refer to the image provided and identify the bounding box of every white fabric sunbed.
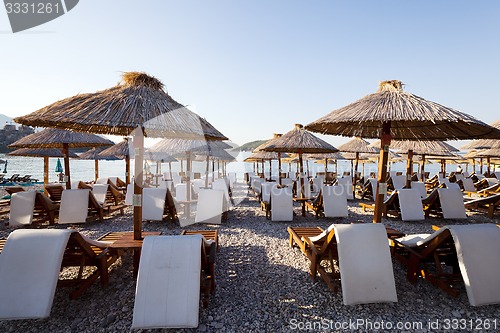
[92,184,108,205]
[391,175,406,190]
[398,189,425,221]
[195,189,224,225]
[337,177,353,200]
[437,188,467,219]
[0,229,73,319]
[323,185,348,218]
[271,187,293,221]
[333,223,398,305]
[58,189,90,224]
[462,178,476,192]
[125,183,134,206]
[132,235,203,329]
[411,181,427,199]
[142,188,167,221]
[9,190,36,226]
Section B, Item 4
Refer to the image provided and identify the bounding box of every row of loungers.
[0,229,218,329]
[288,223,500,307]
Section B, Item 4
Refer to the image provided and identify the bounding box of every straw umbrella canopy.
[7,148,79,186]
[244,151,289,181]
[254,134,286,184]
[260,124,339,216]
[386,139,459,183]
[337,137,379,185]
[8,128,113,189]
[79,147,119,181]
[305,80,500,222]
[14,72,228,240]
[97,139,132,184]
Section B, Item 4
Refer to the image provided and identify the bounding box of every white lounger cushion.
[9,190,36,226]
[410,181,427,199]
[437,188,467,219]
[323,185,348,218]
[337,177,353,200]
[132,235,202,329]
[125,184,134,206]
[212,179,231,210]
[334,224,398,305]
[462,178,476,192]
[0,229,73,319]
[271,188,293,221]
[398,189,425,221]
[448,224,500,306]
[58,189,90,224]
[195,189,224,225]
[92,184,108,205]
[391,175,406,190]
[95,177,108,184]
[142,188,167,221]
[175,183,188,202]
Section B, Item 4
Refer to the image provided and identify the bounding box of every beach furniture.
[390,174,406,190]
[8,190,36,226]
[397,189,425,221]
[288,224,398,305]
[271,187,293,221]
[124,183,134,205]
[45,183,65,202]
[390,224,500,306]
[0,229,120,319]
[195,189,224,224]
[132,235,215,328]
[212,178,231,212]
[260,182,274,218]
[336,177,353,200]
[58,189,90,224]
[304,190,323,218]
[358,178,376,200]
[461,178,477,194]
[92,184,108,205]
[464,193,500,218]
[323,185,348,218]
[410,181,427,199]
[142,188,167,221]
[437,188,467,219]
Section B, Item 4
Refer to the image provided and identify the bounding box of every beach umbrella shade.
[260,124,339,216]
[305,80,500,222]
[337,137,379,186]
[380,139,459,183]
[14,71,228,240]
[8,128,113,188]
[8,148,78,186]
[307,152,345,174]
[254,134,286,183]
[98,139,132,185]
[79,146,119,181]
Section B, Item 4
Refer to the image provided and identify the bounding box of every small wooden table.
[293,197,313,217]
[107,231,161,277]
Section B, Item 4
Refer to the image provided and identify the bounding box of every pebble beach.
[0,182,499,333]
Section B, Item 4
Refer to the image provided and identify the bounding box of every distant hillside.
[0,114,14,127]
[239,140,267,152]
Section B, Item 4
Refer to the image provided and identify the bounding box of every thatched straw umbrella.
[144,150,177,186]
[8,128,113,189]
[79,146,119,181]
[260,124,339,216]
[7,148,79,187]
[254,134,286,184]
[97,139,131,184]
[306,80,500,223]
[244,151,289,182]
[337,137,379,186]
[14,72,228,240]
[306,152,345,174]
[461,120,500,175]
[384,139,459,183]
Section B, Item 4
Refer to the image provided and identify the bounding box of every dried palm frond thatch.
[305,81,500,140]
[149,138,232,156]
[260,124,338,154]
[13,72,228,141]
[380,139,459,156]
[79,147,119,160]
[244,151,289,162]
[7,148,79,158]
[98,140,130,159]
[337,137,379,154]
[461,120,500,150]
[8,128,114,149]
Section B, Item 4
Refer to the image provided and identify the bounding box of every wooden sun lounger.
[464,193,500,218]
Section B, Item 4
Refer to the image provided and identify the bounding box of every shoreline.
[0,182,499,332]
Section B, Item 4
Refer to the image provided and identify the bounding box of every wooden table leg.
[301,202,306,217]
[133,249,141,278]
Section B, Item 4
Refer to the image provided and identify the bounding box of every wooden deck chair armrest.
[392,239,426,259]
[303,236,320,256]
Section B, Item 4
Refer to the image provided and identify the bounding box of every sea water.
[0,152,483,185]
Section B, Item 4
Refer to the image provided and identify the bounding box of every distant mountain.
[0,114,15,127]
[239,140,267,152]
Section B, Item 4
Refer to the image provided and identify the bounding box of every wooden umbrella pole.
[420,154,426,181]
[441,159,446,175]
[278,153,282,185]
[62,143,71,189]
[125,156,130,185]
[299,151,306,217]
[44,156,49,194]
[186,151,192,216]
[94,159,99,181]
[205,155,210,188]
[132,127,144,240]
[354,152,359,184]
[374,122,391,223]
[405,149,413,188]
[169,161,172,181]
[268,159,272,181]
[487,156,491,176]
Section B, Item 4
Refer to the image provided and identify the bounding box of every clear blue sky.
[1,1,499,148]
